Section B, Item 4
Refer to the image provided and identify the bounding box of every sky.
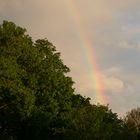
[1,0,140,116]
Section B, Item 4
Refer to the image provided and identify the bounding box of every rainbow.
[65,0,107,104]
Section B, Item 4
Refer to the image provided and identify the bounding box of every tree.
[0,21,74,139]
[1,20,137,140]
[123,107,140,140]
[60,96,124,140]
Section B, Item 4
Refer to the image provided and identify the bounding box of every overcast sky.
[1,0,140,116]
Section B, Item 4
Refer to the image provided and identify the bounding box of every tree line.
[0,21,140,140]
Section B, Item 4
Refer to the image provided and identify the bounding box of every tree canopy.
[0,21,139,140]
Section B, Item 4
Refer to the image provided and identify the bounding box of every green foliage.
[0,21,139,140]
[61,104,124,140]
[0,21,36,139]
[0,21,74,139]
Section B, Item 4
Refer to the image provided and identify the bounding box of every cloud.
[118,41,131,49]
[117,41,140,51]
[102,67,125,93]
[102,66,135,94]
[105,66,121,74]
[73,68,125,95]
[103,75,125,93]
